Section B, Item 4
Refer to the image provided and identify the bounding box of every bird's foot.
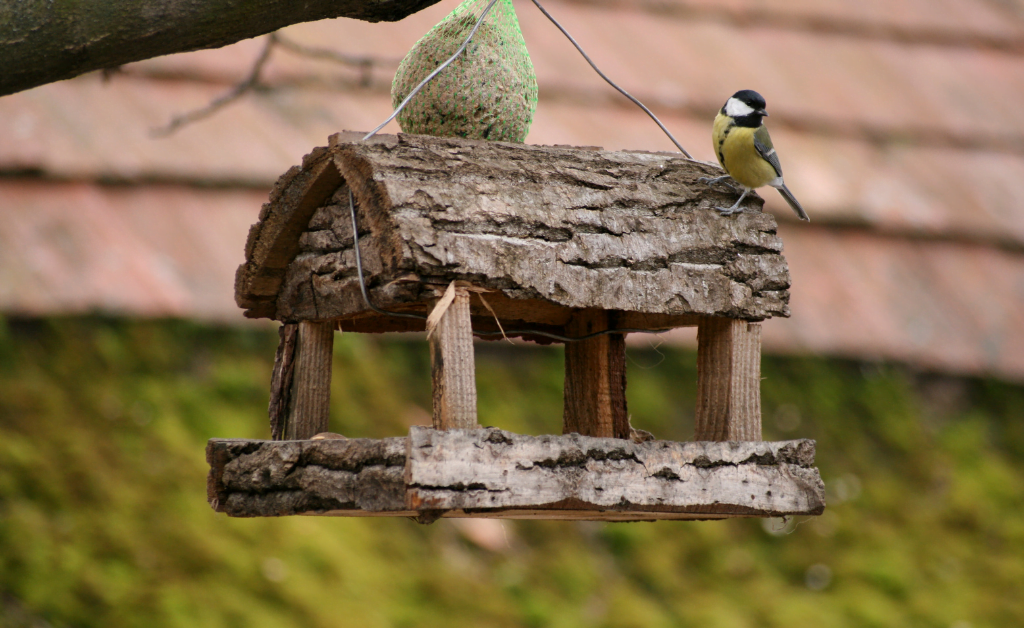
[698,175,739,190]
[715,186,750,217]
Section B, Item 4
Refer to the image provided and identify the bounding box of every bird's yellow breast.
[712,113,778,189]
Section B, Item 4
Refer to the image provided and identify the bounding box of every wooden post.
[429,286,478,430]
[268,323,299,440]
[695,317,762,441]
[284,320,335,440]
[563,309,629,439]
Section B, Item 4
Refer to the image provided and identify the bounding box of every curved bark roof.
[235,133,790,334]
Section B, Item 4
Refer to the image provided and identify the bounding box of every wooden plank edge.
[207,431,825,520]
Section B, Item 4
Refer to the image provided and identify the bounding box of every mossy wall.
[1,317,1021,627]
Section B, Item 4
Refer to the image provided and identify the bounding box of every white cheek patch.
[725,98,756,117]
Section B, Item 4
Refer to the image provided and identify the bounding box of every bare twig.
[151,34,277,137]
[274,33,400,86]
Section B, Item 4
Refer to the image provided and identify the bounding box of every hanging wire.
[364,0,501,141]
[527,0,692,158]
[363,0,692,158]
[347,191,672,342]
[349,189,427,321]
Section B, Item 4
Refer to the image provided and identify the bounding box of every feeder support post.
[268,323,298,440]
[283,320,335,440]
[563,309,630,439]
[695,317,762,441]
[429,285,479,430]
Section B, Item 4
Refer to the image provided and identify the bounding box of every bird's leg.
[717,187,750,216]
[698,175,739,190]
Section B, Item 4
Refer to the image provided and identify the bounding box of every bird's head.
[722,89,768,127]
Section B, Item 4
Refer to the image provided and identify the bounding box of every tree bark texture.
[207,427,825,520]
[1,0,443,97]
[236,133,791,335]
[268,323,299,440]
[206,436,408,517]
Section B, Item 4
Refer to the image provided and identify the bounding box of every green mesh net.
[391,0,538,142]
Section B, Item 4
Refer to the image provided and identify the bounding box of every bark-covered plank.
[208,430,824,519]
[236,133,791,327]
[406,428,824,516]
[268,323,298,440]
[207,437,408,517]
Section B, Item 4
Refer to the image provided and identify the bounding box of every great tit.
[700,89,809,221]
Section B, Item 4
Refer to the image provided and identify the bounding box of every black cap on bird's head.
[722,89,768,126]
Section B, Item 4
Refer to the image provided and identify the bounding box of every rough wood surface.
[695,318,762,441]
[236,133,791,331]
[207,437,408,517]
[235,148,345,320]
[563,310,629,438]
[429,287,479,429]
[2,0,444,97]
[407,428,821,516]
[269,323,298,440]
[285,321,335,440]
[207,428,824,520]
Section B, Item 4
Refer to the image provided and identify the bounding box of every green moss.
[0,317,1021,627]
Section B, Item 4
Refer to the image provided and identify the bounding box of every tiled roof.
[0,182,263,321]
[2,0,1023,379]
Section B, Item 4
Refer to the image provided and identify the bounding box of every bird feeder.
[206,132,825,522]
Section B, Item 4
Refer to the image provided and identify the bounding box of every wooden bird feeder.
[206,132,825,522]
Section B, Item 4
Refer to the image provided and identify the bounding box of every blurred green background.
[1,317,1022,627]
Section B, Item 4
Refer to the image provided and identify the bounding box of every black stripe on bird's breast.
[717,125,731,167]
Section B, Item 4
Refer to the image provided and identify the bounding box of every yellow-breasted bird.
[700,89,809,221]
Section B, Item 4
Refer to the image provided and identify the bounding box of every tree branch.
[0,0,443,97]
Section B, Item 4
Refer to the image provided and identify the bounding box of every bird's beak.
[757,109,768,116]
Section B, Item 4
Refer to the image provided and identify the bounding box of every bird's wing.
[753,125,783,178]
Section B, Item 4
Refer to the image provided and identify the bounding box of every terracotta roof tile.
[642,0,1024,38]
[657,226,1024,379]
[4,179,1022,378]
[516,1,1024,140]
[128,0,1024,142]
[0,75,400,184]
[0,182,264,321]
[762,226,1024,378]
[2,0,1023,379]
[6,72,1023,245]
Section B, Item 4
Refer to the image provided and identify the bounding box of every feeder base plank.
[407,428,822,516]
[207,428,824,521]
[207,437,408,517]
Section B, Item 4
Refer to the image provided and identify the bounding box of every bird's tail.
[777,184,809,222]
